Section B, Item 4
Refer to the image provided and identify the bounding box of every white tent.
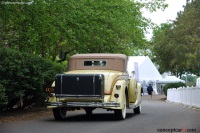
[156,76,185,94]
[157,76,185,84]
[127,56,162,81]
[127,56,163,94]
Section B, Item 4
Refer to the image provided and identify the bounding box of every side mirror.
[59,50,66,62]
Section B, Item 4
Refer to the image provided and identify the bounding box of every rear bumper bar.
[46,102,120,107]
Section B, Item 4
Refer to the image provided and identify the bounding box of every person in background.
[147,84,153,98]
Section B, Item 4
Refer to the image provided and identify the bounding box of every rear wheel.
[134,105,141,114]
[53,107,66,120]
[114,93,127,120]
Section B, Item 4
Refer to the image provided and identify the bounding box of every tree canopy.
[151,0,200,77]
[0,0,167,61]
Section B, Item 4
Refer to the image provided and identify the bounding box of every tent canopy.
[127,56,162,81]
[157,76,185,84]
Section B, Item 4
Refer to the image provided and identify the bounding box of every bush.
[0,84,7,104]
[163,82,186,96]
[0,48,64,111]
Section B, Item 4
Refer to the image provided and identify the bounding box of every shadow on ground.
[44,112,138,122]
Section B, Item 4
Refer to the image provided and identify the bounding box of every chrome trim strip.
[47,102,120,107]
[55,94,102,97]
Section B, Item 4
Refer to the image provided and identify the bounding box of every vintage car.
[46,53,142,120]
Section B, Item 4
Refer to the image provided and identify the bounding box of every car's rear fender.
[109,80,126,109]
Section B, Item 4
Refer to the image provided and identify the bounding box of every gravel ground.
[0,107,52,123]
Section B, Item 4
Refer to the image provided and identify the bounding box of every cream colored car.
[46,54,142,120]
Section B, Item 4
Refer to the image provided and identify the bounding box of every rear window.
[84,61,106,66]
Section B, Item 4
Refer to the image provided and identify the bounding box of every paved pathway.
[1,95,200,133]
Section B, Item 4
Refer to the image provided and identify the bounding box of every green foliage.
[0,84,7,105]
[0,47,63,110]
[163,82,186,96]
[151,0,200,76]
[181,75,198,86]
[140,0,167,12]
[0,0,167,59]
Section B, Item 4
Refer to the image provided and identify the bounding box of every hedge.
[0,48,64,111]
[163,82,186,96]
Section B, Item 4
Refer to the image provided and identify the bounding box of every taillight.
[116,85,121,90]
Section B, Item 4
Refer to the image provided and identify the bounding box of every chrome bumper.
[47,102,120,107]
